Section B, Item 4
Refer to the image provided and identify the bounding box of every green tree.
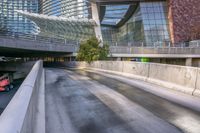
[77,37,109,63]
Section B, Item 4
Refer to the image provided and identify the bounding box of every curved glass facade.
[17,0,94,40]
[101,5,130,26]
[39,0,91,19]
[0,0,39,34]
[141,2,170,46]
[17,10,96,41]
[0,0,170,46]
[101,1,170,47]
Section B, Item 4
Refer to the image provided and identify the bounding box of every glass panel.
[101,5,130,26]
[141,1,170,46]
[100,1,170,46]
[0,0,39,34]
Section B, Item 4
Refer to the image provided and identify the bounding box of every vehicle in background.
[130,57,150,62]
[0,73,14,92]
[0,56,22,62]
[0,57,8,62]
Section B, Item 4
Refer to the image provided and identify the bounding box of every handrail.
[0,32,79,46]
[107,40,200,48]
[110,46,200,55]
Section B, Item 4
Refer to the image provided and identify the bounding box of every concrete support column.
[91,2,103,45]
[186,58,193,66]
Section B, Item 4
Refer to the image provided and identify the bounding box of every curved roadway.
[45,68,200,133]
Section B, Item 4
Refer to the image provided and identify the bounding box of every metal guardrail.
[110,46,200,55]
[108,41,200,48]
[0,32,79,46]
[0,37,79,53]
[1,31,200,48]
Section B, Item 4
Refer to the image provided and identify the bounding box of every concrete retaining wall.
[0,61,36,74]
[0,60,45,133]
[148,63,198,95]
[122,61,149,80]
[66,61,200,97]
[194,69,200,97]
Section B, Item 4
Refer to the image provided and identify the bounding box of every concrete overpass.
[0,35,78,57]
[2,35,200,58]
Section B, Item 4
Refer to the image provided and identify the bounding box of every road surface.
[45,68,200,133]
[0,79,23,114]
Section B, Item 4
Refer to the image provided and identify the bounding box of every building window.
[101,1,170,47]
[141,2,170,46]
[0,0,39,34]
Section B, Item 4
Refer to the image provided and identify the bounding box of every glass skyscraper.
[0,0,39,34]
[39,0,91,19]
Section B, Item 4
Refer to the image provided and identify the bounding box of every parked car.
[0,73,14,91]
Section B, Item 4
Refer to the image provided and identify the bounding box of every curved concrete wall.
[0,61,45,133]
[122,61,149,80]
[67,61,200,97]
[194,70,200,96]
[148,63,198,94]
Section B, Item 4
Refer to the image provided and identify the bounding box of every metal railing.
[110,46,200,55]
[108,40,200,48]
[0,31,79,46]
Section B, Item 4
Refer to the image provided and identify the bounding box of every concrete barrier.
[13,72,27,80]
[98,61,123,72]
[65,61,89,68]
[193,68,200,97]
[66,61,200,97]
[122,61,149,80]
[0,60,45,133]
[148,63,198,95]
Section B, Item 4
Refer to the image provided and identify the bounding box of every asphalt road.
[45,68,200,133]
[0,79,23,114]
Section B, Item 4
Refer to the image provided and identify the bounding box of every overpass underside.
[0,47,71,57]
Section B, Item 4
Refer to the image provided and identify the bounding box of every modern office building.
[100,2,170,46]
[96,0,200,46]
[0,0,39,34]
[1,0,200,46]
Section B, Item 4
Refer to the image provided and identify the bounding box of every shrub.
[76,37,109,63]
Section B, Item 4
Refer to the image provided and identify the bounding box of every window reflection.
[0,0,39,34]
[101,1,170,47]
[101,5,130,26]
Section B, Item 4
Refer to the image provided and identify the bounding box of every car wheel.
[5,86,10,92]
[9,84,14,89]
